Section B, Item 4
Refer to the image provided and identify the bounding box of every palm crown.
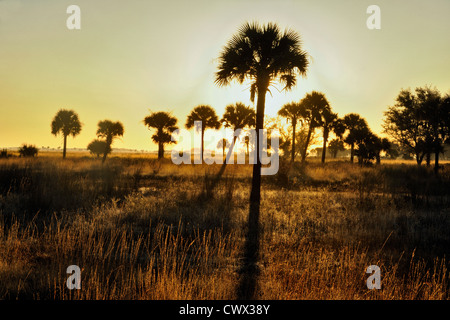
[221,102,256,131]
[215,22,309,101]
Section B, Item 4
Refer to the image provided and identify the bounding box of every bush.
[87,139,110,158]
[18,144,38,157]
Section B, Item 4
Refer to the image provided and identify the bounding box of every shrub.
[18,144,38,157]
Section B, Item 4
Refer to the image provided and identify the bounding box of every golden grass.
[0,155,448,299]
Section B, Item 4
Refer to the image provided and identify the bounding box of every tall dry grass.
[0,155,448,299]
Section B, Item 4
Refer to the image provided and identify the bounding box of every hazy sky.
[1,0,449,151]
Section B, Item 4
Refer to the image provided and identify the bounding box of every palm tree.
[143,111,178,159]
[221,102,256,159]
[51,109,82,159]
[320,109,343,163]
[215,21,309,299]
[217,138,230,157]
[278,102,304,163]
[299,91,329,163]
[96,120,124,163]
[185,105,221,163]
[343,113,368,163]
[328,138,346,158]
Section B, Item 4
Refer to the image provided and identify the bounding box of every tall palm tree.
[215,21,309,299]
[343,113,368,163]
[51,109,82,159]
[299,91,329,163]
[278,102,304,163]
[143,111,178,159]
[185,105,221,163]
[96,120,124,163]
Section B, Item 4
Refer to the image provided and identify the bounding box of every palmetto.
[51,109,82,159]
[343,113,369,163]
[299,91,329,163]
[215,21,309,299]
[96,120,124,163]
[278,102,304,163]
[185,105,221,162]
[144,111,178,159]
[221,102,256,161]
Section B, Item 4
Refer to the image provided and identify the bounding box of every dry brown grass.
[0,154,448,300]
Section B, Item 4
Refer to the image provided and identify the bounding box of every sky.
[1,0,450,152]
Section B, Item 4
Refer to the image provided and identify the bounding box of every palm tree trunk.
[350,143,354,163]
[238,83,266,300]
[63,135,67,159]
[321,129,328,164]
[201,128,205,163]
[291,120,296,163]
[158,141,164,159]
[102,137,112,164]
[301,125,313,163]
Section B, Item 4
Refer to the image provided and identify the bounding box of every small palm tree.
[96,120,124,163]
[215,21,309,299]
[343,113,368,163]
[51,109,82,159]
[217,138,230,157]
[299,91,329,163]
[143,111,178,159]
[221,102,256,159]
[320,109,341,163]
[185,105,221,162]
[278,102,304,163]
[328,138,346,158]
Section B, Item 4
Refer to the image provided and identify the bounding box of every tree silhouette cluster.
[277,93,391,165]
[383,86,450,173]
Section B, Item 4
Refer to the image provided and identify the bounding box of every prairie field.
[0,153,449,300]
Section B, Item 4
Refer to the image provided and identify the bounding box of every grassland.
[0,153,449,299]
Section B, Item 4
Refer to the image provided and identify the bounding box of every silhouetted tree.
[215,21,309,299]
[143,111,178,159]
[278,102,304,163]
[343,113,369,163]
[217,138,230,157]
[185,105,221,163]
[19,144,38,157]
[320,108,341,163]
[220,102,256,164]
[374,137,391,164]
[96,120,124,163]
[51,109,82,159]
[299,91,329,163]
[383,86,449,172]
[87,139,109,158]
[328,139,346,158]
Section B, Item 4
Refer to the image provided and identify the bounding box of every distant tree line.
[14,85,445,171]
